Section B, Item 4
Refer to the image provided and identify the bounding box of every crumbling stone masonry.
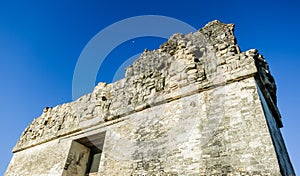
[6,20,295,176]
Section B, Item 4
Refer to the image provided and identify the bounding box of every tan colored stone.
[5,20,295,176]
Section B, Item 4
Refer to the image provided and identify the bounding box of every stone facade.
[6,20,295,176]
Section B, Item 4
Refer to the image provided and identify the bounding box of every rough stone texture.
[99,78,282,176]
[6,139,72,175]
[6,20,295,176]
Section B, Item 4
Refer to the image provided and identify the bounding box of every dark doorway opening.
[76,132,106,176]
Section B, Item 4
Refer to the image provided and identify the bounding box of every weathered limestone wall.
[5,20,295,175]
[6,139,72,175]
[99,77,281,175]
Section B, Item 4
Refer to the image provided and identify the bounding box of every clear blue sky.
[0,0,299,174]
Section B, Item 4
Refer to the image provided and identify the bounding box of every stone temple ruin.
[6,20,295,176]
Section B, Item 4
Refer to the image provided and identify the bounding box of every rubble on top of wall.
[13,20,279,152]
